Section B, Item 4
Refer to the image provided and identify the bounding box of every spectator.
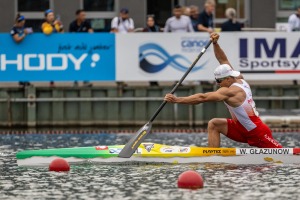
[164,5,194,33]
[143,15,160,32]
[11,14,32,43]
[198,0,215,33]
[10,14,32,87]
[111,8,134,33]
[190,5,200,32]
[69,9,93,33]
[41,9,64,35]
[183,6,191,17]
[143,15,160,86]
[221,8,242,31]
[69,9,93,87]
[287,6,300,32]
[41,9,64,87]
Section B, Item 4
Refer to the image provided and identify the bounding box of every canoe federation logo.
[160,146,190,153]
[139,38,209,73]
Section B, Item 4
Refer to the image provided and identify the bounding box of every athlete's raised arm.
[210,32,244,79]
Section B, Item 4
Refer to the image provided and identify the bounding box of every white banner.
[116,32,300,81]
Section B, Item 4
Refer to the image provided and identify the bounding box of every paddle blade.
[118,123,152,158]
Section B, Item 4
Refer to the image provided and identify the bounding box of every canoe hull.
[16,143,300,166]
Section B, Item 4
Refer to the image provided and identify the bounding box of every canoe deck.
[16,143,300,166]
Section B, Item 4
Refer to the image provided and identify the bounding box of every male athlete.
[164,32,282,148]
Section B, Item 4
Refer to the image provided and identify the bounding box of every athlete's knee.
[208,118,218,129]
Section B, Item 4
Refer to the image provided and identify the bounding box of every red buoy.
[49,158,70,172]
[177,170,204,189]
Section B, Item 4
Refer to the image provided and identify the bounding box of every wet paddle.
[118,40,212,158]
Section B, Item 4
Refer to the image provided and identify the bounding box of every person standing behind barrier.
[41,9,64,35]
[190,5,200,32]
[143,15,160,86]
[111,8,134,33]
[11,14,33,87]
[11,14,32,43]
[287,6,300,32]
[69,9,93,33]
[143,15,160,32]
[69,9,93,87]
[198,0,215,33]
[164,5,194,33]
[221,8,242,31]
[41,9,64,87]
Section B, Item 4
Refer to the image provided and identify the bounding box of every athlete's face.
[215,77,230,87]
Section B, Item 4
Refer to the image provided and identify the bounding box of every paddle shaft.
[149,40,212,122]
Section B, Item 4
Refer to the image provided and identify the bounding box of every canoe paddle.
[118,40,212,158]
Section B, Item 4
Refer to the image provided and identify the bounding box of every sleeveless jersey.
[224,79,259,131]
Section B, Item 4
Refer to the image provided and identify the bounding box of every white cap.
[214,64,240,79]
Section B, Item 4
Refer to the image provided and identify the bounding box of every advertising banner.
[116,32,300,81]
[116,33,218,81]
[228,32,300,80]
[0,33,115,81]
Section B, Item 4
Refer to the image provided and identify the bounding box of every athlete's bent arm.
[164,88,231,105]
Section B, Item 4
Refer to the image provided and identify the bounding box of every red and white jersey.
[224,79,260,131]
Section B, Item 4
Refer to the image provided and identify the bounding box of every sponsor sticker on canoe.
[95,146,108,150]
[160,146,190,153]
[109,148,122,154]
[143,143,154,152]
[109,148,142,154]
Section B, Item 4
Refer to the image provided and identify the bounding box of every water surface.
[0,132,300,200]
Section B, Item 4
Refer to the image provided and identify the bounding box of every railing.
[0,84,299,128]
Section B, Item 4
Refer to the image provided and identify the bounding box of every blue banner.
[0,33,115,81]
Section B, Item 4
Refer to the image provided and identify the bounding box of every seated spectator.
[69,9,93,87]
[69,9,93,33]
[288,6,300,32]
[198,0,215,33]
[111,8,134,33]
[221,8,242,31]
[143,15,160,32]
[189,5,200,32]
[164,5,194,33]
[41,9,64,35]
[11,14,32,87]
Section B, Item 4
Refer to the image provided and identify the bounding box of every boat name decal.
[238,148,291,155]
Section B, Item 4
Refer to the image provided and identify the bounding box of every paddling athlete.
[164,32,282,148]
